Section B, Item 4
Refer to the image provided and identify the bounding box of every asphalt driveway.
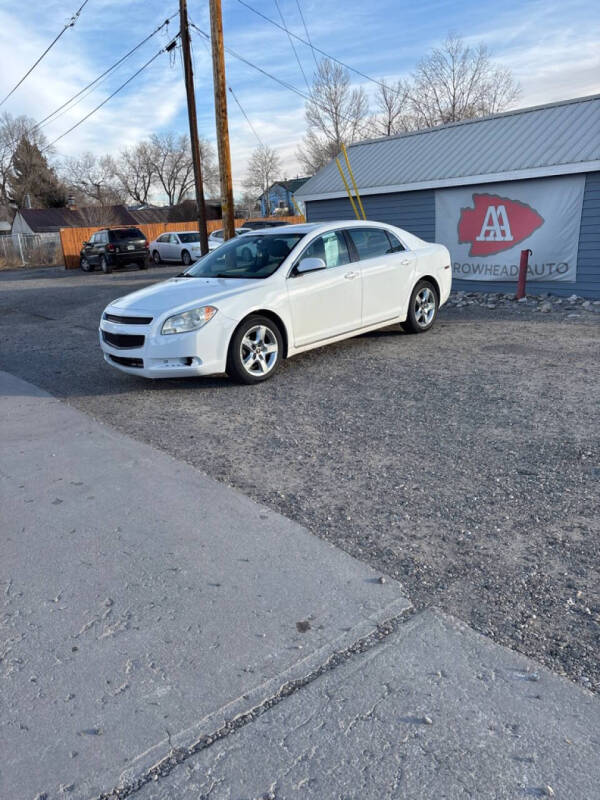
[1,265,599,691]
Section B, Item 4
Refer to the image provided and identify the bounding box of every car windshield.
[178,233,200,243]
[110,228,144,240]
[186,233,304,279]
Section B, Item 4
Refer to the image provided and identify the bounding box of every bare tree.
[297,58,369,174]
[148,133,217,206]
[243,145,281,216]
[111,142,156,205]
[410,34,520,128]
[371,79,414,137]
[62,152,124,205]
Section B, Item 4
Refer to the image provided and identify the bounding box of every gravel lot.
[1,265,599,691]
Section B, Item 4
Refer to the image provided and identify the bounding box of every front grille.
[109,354,143,368]
[102,331,145,349]
[103,313,152,325]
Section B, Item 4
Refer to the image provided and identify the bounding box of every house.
[0,205,12,235]
[11,201,223,234]
[296,95,600,298]
[259,178,310,217]
[11,205,138,234]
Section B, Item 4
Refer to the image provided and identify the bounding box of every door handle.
[344,271,359,280]
[400,259,411,265]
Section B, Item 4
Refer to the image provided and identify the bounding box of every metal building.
[296,95,600,298]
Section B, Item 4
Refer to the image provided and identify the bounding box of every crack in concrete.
[93,608,415,799]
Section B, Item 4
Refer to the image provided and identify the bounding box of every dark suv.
[80,228,149,273]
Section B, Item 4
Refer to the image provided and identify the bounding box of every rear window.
[178,233,200,243]
[109,228,144,241]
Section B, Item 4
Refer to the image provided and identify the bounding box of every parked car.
[149,231,204,266]
[242,219,290,230]
[80,228,149,273]
[208,227,251,251]
[99,221,451,384]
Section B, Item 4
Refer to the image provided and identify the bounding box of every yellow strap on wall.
[341,143,366,220]
[291,195,306,221]
[335,157,360,219]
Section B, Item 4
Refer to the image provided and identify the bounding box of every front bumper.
[99,309,235,379]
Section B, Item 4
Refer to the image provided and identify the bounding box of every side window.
[348,227,395,260]
[157,234,168,243]
[302,231,350,269]
[170,234,179,244]
[89,234,97,244]
[101,231,109,243]
[385,231,405,252]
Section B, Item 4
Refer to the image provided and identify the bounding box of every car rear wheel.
[152,250,161,264]
[181,250,192,267]
[80,256,92,272]
[403,280,438,333]
[100,256,112,274]
[227,315,283,384]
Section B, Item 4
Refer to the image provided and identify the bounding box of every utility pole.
[209,0,235,240]
[179,0,209,255]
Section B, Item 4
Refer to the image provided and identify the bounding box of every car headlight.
[161,306,218,335]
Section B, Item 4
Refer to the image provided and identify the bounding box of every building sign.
[435,175,585,282]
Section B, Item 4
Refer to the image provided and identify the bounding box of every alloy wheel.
[240,325,278,376]
[414,287,436,327]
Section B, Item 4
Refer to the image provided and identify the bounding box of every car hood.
[110,277,260,315]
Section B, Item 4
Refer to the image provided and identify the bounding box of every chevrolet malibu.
[99,221,451,384]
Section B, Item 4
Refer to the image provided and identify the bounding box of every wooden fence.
[59,216,304,269]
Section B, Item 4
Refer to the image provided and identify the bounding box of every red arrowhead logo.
[458,193,544,256]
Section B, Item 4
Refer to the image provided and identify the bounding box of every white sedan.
[149,231,203,266]
[208,226,251,251]
[99,221,451,384]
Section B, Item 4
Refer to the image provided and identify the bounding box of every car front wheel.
[80,256,92,272]
[227,316,283,384]
[403,280,438,333]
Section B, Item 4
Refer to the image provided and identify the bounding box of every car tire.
[227,315,283,384]
[100,256,112,274]
[403,280,438,333]
[152,250,161,265]
[80,256,92,272]
[181,250,192,267]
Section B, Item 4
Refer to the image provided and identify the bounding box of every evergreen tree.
[9,136,66,208]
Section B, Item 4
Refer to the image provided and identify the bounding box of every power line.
[237,0,395,95]
[191,23,360,128]
[34,14,178,131]
[0,0,92,108]
[273,0,310,92]
[295,0,319,70]
[228,86,264,147]
[43,47,169,151]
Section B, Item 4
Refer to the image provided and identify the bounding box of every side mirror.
[296,257,326,274]
[82,241,89,246]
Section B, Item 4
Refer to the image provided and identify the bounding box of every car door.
[156,234,169,260]
[286,230,362,348]
[347,227,416,326]
[166,234,180,261]
[90,232,104,265]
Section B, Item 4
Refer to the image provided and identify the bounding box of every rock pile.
[444,291,600,314]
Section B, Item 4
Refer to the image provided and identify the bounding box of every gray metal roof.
[296,95,600,201]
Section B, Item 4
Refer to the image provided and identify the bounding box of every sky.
[0,0,599,198]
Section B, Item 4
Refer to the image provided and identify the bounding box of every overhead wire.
[34,13,179,132]
[0,0,92,108]
[236,0,400,96]
[190,23,360,128]
[42,46,170,151]
[228,86,264,147]
[294,0,319,70]
[273,0,310,91]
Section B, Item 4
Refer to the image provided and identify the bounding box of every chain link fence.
[0,233,64,268]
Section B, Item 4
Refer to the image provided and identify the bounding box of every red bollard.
[516,249,532,299]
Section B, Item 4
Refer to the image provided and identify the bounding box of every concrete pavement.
[1,369,599,800]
